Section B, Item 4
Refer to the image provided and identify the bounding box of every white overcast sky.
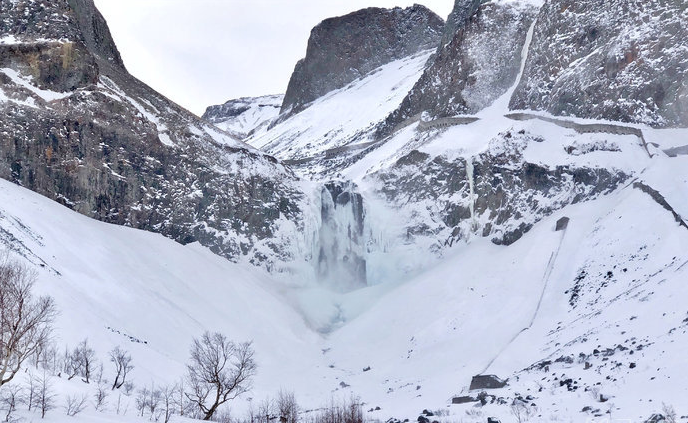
[92,0,454,116]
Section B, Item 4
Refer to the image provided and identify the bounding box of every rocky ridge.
[202,94,283,139]
[280,5,444,114]
[377,0,539,138]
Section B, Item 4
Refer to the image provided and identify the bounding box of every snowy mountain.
[203,94,284,139]
[2,0,688,422]
[280,5,444,115]
[0,0,306,270]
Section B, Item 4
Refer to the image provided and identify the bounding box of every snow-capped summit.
[280,5,445,114]
[203,94,283,139]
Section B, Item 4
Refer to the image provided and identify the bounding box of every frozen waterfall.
[317,181,368,292]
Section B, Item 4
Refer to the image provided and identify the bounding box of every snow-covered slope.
[246,50,434,162]
[2,147,688,421]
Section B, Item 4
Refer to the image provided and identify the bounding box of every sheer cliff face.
[437,0,482,51]
[0,0,305,269]
[510,0,688,127]
[280,5,444,114]
[378,1,539,137]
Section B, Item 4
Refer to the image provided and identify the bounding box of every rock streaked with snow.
[281,5,444,114]
[377,0,540,138]
[510,0,688,127]
[202,94,283,139]
[0,0,307,269]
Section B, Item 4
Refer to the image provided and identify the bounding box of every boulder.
[451,396,477,404]
[469,375,508,390]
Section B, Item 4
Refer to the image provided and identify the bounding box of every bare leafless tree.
[0,383,24,422]
[64,394,88,417]
[313,396,363,423]
[173,378,191,417]
[0,258,56,387]
[185,332,257,421]
[277,390,299,423]
[65,339,97,383]
[135,386,149,417]
[77,339,96,383]
[26,371,38,411]
[36,370,55,419]
[94,381,109,412]
[109,346,134,390]
[160,384,177,423]
[148,385,162,421]
[257,397,275,423]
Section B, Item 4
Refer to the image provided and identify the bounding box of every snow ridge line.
[632,182,688,229]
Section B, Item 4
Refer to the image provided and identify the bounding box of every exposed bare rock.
[510,0,688,127]
[281,5,444,114]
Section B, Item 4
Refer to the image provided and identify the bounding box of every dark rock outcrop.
[437,0,482,51]
[66,0,126,70]
[469,375,507,390]
[510,0,688,127]
[377,1,539,138]
[281,5,444,114]
[451,395,477,404]
[0,0,305,268]
[371,130,628,248]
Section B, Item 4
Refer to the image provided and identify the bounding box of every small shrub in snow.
[662,403,677,423]
[1,383,24,422]
[510,401,535,423]
[123,381,135,396]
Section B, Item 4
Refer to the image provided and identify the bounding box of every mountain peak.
[280,4,444,114]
